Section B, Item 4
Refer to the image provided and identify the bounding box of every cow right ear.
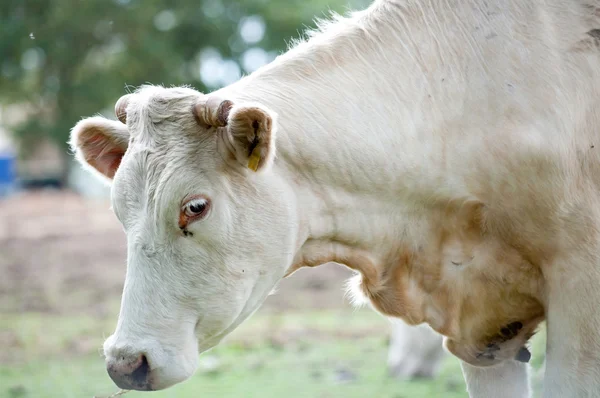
[224,103,276,173]
[194,96,277,173]
[70,116,130,182]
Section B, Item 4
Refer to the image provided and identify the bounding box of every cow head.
[70,86,299,390]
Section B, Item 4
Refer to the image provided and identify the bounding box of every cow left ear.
[224,103,277,172]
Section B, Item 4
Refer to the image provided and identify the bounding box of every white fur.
[71,0,600,396]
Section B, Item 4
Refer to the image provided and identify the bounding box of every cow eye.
[179,196,211,232]
[183,198,209,217]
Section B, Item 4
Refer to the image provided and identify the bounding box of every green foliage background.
[0,0,367,158]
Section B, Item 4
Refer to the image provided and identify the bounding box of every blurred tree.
[0,0,368,180]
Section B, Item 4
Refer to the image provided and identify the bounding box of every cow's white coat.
[71,0,600,396]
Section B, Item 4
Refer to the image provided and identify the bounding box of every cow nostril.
[107,353,152,391]
[131,354,150,385]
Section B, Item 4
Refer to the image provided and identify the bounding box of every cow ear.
[222,103,277,173]
[70,116,130,182]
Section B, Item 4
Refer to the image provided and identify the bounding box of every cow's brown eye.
[184,198,208,217]
[179,196,211,232]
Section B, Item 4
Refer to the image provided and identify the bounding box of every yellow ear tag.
[247,148,261,172]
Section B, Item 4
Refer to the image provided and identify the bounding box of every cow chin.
[148,355,199,391]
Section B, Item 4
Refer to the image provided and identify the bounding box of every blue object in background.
[0,150,16,197]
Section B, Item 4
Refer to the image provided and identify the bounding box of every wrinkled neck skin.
[213,0,600,366]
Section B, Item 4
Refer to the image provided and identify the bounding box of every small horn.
[115,94,133,124]
[194,97,233,127]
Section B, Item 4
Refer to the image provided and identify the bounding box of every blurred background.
[0,0,546,397]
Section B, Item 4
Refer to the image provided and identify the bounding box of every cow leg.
[461,359,531,398]
[542,257,600,398]
[387,320,445,379]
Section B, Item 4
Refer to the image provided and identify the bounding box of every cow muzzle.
[103,330,199,391]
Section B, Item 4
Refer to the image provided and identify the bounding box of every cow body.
[71,0,600,397]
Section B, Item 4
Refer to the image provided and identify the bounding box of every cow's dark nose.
[106,354,152,391]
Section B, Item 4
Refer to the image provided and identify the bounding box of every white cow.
[70,0,600,396]
[388,321,445,379]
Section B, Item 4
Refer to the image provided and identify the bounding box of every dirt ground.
[0,190,355,316]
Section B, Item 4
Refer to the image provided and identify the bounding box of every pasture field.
[1,191,545,398]
[1,310,470,398]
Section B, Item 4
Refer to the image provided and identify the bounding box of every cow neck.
[222,3,447,282]
[220,1,547,311]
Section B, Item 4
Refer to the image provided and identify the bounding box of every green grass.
[0,309,546,398]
